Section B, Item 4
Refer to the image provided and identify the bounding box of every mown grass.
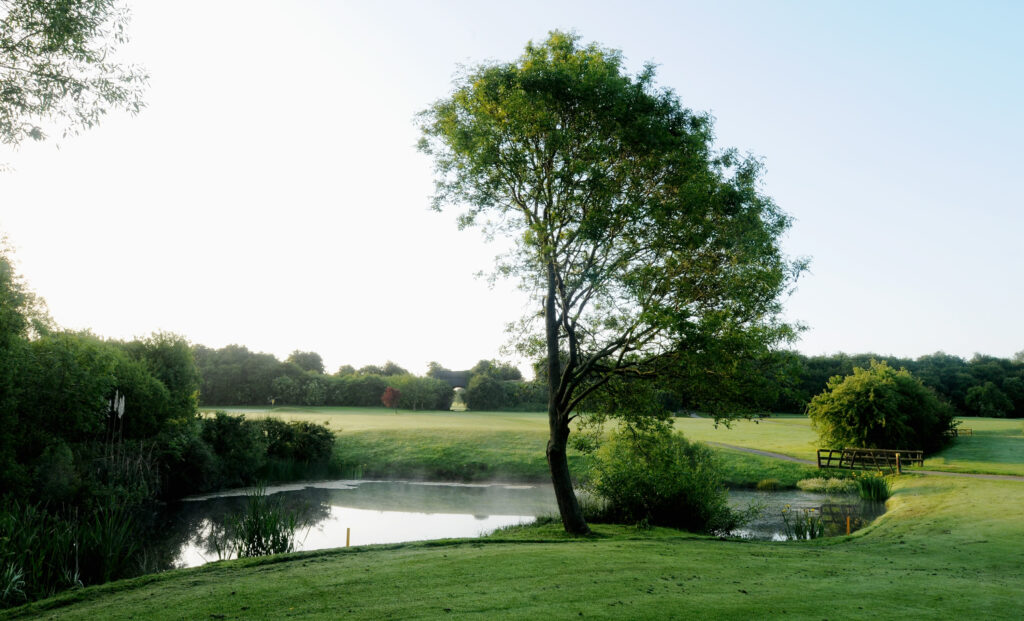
[672,414,820,460]
[7,475,1022,620]
[917,418,1024,476]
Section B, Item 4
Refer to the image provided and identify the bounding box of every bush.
[755,478,781,491]
[200,412,266,488]
[796,477,857,494]
[259,418,334,463]
[586,427,745,535]
[807,360,956,453]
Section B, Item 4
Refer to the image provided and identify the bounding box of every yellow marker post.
[895,452,901,475]
[346,527,351,547]
[846,515,851,535]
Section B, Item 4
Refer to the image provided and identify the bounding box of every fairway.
[919,418,1024,476]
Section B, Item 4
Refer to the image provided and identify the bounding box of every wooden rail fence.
[946,427,973,437]
[817,447,924,473]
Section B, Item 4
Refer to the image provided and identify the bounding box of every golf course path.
[707,441,1024,481]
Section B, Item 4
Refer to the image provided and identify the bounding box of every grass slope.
[8,475,1022,620]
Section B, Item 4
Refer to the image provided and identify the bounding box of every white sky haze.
[2,1,1022,376]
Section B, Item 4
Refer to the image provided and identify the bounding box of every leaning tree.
[419,31,804,534]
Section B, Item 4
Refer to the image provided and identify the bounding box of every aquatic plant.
[211,485,300,559]
[780,505,824,540]
[855,473,892,502]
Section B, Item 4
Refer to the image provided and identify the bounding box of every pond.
[157,481,886,568]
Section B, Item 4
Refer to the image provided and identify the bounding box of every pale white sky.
[2,1,1022,376]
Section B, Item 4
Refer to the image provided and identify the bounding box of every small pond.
[157,481,886,568]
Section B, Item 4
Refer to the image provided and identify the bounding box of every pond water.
[158,481,886,568]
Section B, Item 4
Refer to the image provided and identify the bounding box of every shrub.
[796,477,858,494]
[755,478,781,491]
[200,412,266,488]
[855,473,892,501]
[808,360,956,453]
[586,427,745,535]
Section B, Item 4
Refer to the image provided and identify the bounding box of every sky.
[1,0,1022,377]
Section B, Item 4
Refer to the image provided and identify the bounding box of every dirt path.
[708,441,1024,481]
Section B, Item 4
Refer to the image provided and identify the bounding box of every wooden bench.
[817,447,924,473]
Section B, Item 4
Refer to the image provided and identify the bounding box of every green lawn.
[206,407,1024,478]
[8,475,1022,620]
[672,415,819,460]
[917,418,1024,476]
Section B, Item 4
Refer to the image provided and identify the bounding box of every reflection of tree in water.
[817,500,886,537]
[156,488,332,564]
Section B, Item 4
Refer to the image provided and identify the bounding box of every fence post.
[895,452,901,475]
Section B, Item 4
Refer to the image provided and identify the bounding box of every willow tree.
[0,0,147,145]
[419,31,803,534]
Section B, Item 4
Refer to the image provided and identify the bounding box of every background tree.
[965,381,1013,418]
[419,31,803,533]
[286,350,325,374]
[381,386,400,413]
[807,360,956,453]
[463,374,507,411]
[0,0,147,144]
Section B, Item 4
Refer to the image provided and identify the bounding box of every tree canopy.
[0,0,147,145]
[419,31,803,533]
[807,360,956,453]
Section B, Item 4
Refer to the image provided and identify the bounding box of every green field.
[205,407,1024,478]
[918,418,1024,476]
[26,407,1013,618]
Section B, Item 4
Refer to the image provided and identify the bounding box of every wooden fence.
[946,427,973,437]
[816,447,924,472]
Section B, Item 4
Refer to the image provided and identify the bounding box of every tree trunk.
[545,260,590,535]
[547,414,589,534]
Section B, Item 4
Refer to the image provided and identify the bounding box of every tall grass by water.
[855,474,892,501]
[209,486,301,560]
[0,501,139,607]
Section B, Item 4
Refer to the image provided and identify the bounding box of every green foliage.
[210,486,299,560]
[796,477,858,494]
[755,478,781,491]
[286,350,325,374]
[586,427,745,534]
[259,419,335,464]
[0,500,141,607]
[965,382,1013,417]
[780,505,824,540]
[420,30,803,531]
[0,0,147,145]
[808,360,956,453]
[199,413,267,488]
[464,374,507,411]
[855,473,892,502]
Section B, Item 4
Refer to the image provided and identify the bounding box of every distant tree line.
[193,345,1024,417]
[730,350,1024,418]
[193,347,551,412]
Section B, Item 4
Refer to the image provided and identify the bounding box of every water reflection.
[163,481,557,567]
[154,483,887,569]
[727,489,885,540]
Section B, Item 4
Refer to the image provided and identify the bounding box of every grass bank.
[8,475,1022,620]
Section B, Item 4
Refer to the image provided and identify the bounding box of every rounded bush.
[587,427,744,535]
[807,360,956,453]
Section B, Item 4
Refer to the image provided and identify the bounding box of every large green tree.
[0,0,147,145]
[419,32,803,534]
